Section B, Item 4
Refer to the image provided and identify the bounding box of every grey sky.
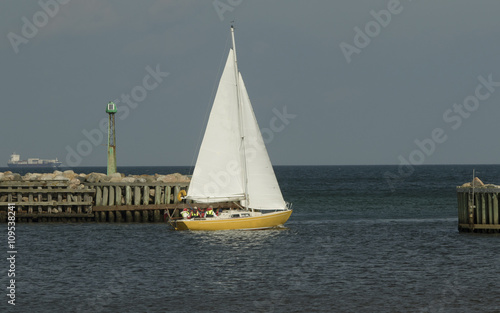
[1,0,500,167]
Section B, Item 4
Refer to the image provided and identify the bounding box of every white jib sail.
[187,49,246,203]
[238,73,286,210]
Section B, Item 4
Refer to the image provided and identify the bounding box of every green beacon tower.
[106,101,117,175]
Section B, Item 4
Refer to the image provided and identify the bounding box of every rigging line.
[231,26,249,210]
[189,32,232,174]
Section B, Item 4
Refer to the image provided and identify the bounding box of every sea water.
[1,165,499,312]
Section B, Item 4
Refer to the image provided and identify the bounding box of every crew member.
[191,207,199,219]
[181,208,191,219]
[206,206,215,218]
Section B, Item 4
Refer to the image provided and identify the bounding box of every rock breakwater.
[0,170,190,189]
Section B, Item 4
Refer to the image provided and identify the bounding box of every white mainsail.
[187,49,245,203]
[187,30,286,211]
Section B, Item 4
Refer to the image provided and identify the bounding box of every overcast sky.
[1,0,500,167]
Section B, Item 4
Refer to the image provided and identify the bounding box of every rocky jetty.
[0,170,190,189]
[458,177,500,189]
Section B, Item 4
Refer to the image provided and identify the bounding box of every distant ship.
[7,153,62,168]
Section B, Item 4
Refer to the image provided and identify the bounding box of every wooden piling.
[125,211,133,222]
[165,186,171,204]
[116,186,122,205]
[28,193,33,213]
[494,194,499,225]
[109,186,115,206]
[96,187,102,205]
[102,187,109,207]
[47,187,52,213]
[153,210,161,222]
[134,210,141,222]
[115,210,122,223]
[173,185,180,204]
[134,187,141,205]
[143,186,149,205]
[125,186,132,205]
[155,186,161,204]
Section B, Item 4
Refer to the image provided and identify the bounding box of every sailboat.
[173,26,292,231]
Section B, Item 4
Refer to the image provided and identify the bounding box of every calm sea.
[1,165,499,312]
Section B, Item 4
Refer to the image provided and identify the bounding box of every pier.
[0,170,233,223]
[457,178,500,233]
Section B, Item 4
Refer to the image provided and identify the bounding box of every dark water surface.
[1,165,499,312]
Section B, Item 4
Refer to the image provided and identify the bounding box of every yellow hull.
[174,210,292,231]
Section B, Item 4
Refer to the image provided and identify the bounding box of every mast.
[231,25,249,209]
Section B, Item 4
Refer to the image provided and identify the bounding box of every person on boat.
[205,207,215,218]
[181,208,191,219]
[191,207,199,219]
